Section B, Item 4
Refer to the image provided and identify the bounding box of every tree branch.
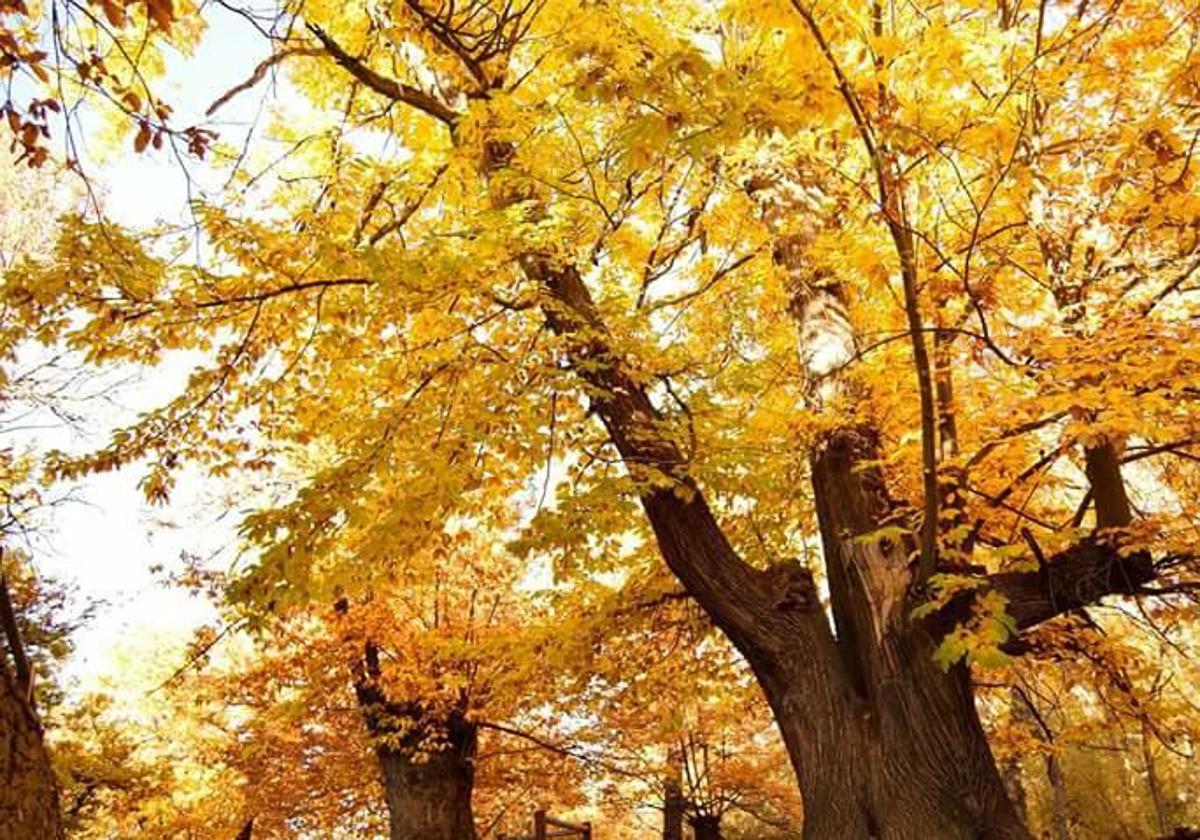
[988,538,1154,632]
[206,48,324,117]
[192,277,373,309]
[306,24,460,127]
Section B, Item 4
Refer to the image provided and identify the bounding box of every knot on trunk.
[482,139,515,172]
[762,561,820,614]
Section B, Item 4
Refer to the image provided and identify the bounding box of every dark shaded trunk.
[0,662,63,840]
[663,778,685,840]
[1085,441,1133,529]
[690,814,722,840]
[1,567,62,840]
[639,490,872,837]
[375,712,478,840]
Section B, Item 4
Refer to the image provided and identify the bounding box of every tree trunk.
[346,633,478,840]
[663,778,685,840]
[1001,689,1031,827]
[526,239,1155,836]
[0,662,63,840]
[809,426,1031,839]
[374,711,478,840]
[525,254,1036,837]
[1000,752,1028,829]
[690,814,722,840]
[1141,721,1170,836]
[1045,749,1070,840]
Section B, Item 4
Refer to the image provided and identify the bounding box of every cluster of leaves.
[1,0,214,168]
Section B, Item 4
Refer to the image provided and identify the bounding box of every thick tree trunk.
[527,242,1157,837]
[810,426,1031,839]
[690,814,722,840]
[638,490,873,837]
[0,663,63,840]
[374,712,478,840]
[528,256,1037,837]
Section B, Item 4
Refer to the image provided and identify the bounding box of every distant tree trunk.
[1001,689,1031,827]
[1,569,62,840]
[0,661,63,840]
[1000,752,1028,829]
[1044,749,1070,840]
[690,814,722,840]
[1141,721,1170,836]
[1009,683,1071,840]
[663,778,685,840]
[374,711,477,840]
[346,635,477,840]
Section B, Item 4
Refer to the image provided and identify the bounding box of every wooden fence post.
[582,820,592,840]
[534,809,548,840]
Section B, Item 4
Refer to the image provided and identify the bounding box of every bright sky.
[9,6,279,688]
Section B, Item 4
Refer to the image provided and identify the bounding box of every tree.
[5,0,1200,837]
[1,554,63,840]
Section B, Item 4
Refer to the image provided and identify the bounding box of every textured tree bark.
[0,661,63,840]
[374,714,478,840]
[347,636,477,840]
[811,427,1031,839]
